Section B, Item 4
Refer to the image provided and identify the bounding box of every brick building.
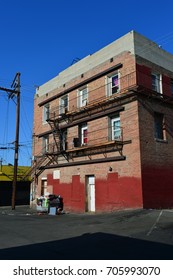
[32,31,173,212]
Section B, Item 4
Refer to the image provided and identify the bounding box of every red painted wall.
[142,167,173,209]
[47,174,85,212]
[96,173,143,212]
[48,172,143,213]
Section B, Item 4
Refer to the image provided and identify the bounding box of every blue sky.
[0,0,173,166]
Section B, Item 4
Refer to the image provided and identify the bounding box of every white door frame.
[86,175,95,212]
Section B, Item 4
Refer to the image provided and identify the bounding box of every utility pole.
[11,73,21,210]
[0,72,21,210]
[0,158,3,172]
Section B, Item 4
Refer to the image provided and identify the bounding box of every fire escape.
[23,65,173,181]
[28,71,140,177]
[41,73,137,169]
[46,102,126,162]
[22,152,57,182]
[27,70,141,179]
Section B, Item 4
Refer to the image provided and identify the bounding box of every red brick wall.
[96,173,142,211]
[47,171,143,213]
[42,99,143,213]
[48,174,85,212]
[33,49,173,212]
[139,97,173,208]
[142,167,173,208]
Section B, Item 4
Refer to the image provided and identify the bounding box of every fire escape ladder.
[47,118,60,152]
[52,129,61,151]
[21,154,50,181]
[47,118,70,162]
[35,155,56,178]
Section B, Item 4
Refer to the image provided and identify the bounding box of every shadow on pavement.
[0,232,173,260]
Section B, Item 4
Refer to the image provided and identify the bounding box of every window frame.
[59,95,68,115]
[151,73,162,93]
[78,86,88,108]
[80,123,88,145]
[42,135,49,154]
[154,112,165,141]
[111,116,121,140]
[60,129,68,151]
[43,103,50,123]
[109,115,121,140]
[171,79,173,95]
[107,72,120,96]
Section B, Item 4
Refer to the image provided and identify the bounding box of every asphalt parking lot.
[0,206,173,260]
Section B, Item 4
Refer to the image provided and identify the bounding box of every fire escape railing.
[32,69,173,172]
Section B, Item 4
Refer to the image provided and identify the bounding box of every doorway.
[86,175,95,212]
[41,179,47,196]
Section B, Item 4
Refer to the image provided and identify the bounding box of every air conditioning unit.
[73,138,80,147]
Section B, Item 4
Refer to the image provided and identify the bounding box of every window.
[73,124,88,147]
[111,116,121,140]
[107,73,120,96]
[78,87,88,107]
[60,95,68,114]
[41,179,47,196]
[80,124,88,145]
[171,79,173,95]
[154,112,165,140]
[42,135,49,153]
[43,103,50,123]
[60,129,67,151]
[151,73,162,93]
